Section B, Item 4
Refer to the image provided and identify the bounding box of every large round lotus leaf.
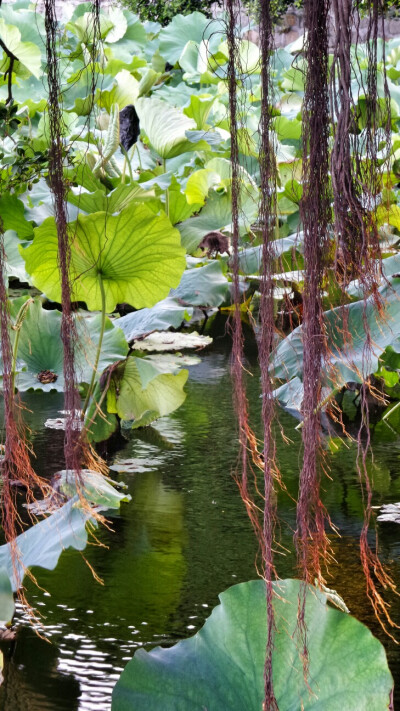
[21,204,186,312]
[111,578,393,711]
[157,12,223,65]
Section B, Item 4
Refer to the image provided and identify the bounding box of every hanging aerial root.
[0,232,50,594]
[352,0,399,638]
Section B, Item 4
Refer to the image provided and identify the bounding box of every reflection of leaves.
[112,578,393,711]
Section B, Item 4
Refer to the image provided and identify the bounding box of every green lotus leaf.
[99,69,140,112]
[15,300,129,392]
[219,38,261,74]
[0,2,44,49]
[274,115,302,141]
[67,183,156,214]
[178,180,258,253]
[0,18,42,79]
[103,7,128,43]
[183,94,217,130]
[179,39,210,83]
[0,195,33,239]
[272,279,400,389]
[4,231,28,282]
[66,12,114,43]
[112,578,393,711]
[238,233,304,275]
[21,204,186,312]
[167,177,200,225]
[0,498,92,592]
[177,192,232,253]
[158,12,223,65]
[107,356,188,429]
[185,169,221,206]
[118,296,192,343]
[109,13,147,62]
[84,382,119,443]
[172,262,230,308]
[135,97,210,160]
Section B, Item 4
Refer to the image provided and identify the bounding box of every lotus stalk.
[82,274,107,416]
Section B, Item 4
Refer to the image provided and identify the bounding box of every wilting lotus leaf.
[132,332,212,352]
[56,469,131,511]
[112,578,393,711]
[21,203,186,312]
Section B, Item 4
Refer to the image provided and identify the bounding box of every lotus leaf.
[67,183,156,214]
[171,262,230,308]
[117,297,192,343]
[0,498,92,592]
[99,69,140,112]
[167,176,201,225]
[132,332,212,352]
[15,300,129,391]
[0,18,42,79]
[4,231,28,282]
[107,356,188,428]
[57,469,131,511]
[238,234,304,275]
[112,578,393,711]
[272,279,400,388]
[157,12,223,65]
[21,204,186,312]
[135,97,210,160]
[0,195,33,239]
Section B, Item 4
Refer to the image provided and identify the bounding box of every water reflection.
[0,334,399,708]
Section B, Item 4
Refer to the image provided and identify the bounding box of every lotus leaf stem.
[82,274,106,416]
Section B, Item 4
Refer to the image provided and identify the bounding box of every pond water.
[0,316,400,710]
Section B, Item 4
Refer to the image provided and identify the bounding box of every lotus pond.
[0,318,398,710]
